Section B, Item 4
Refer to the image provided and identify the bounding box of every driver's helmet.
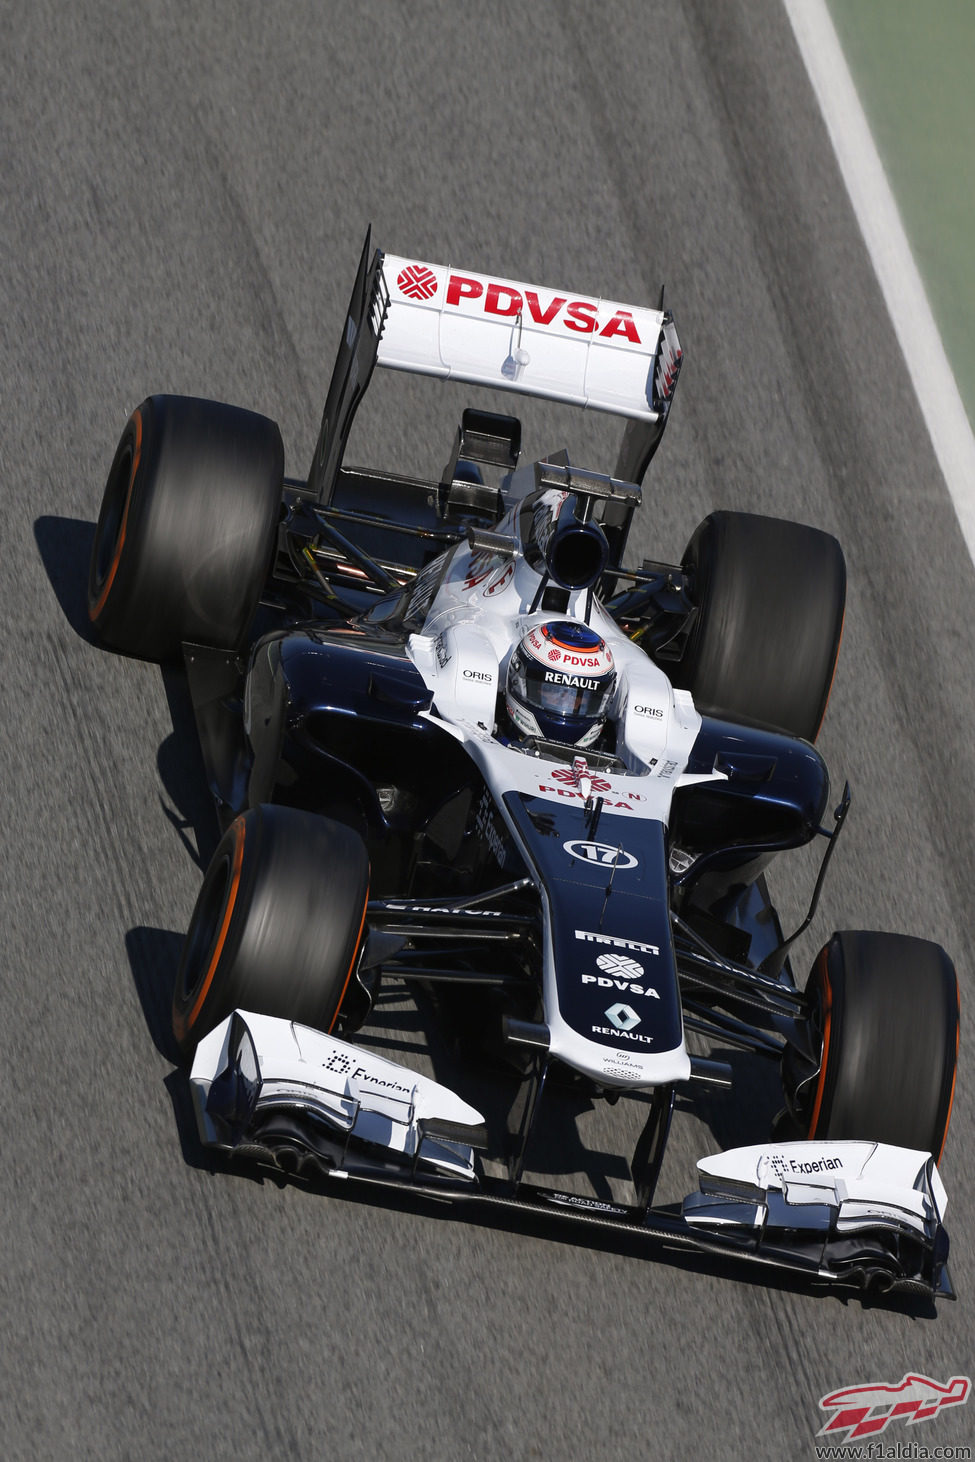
[505,620,616,748]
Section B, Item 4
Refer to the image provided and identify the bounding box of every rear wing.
[308,234,682,503]
[379,254,680,422]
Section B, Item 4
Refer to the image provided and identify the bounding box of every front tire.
[173,804,370,1053]
[787,930,959,1160]
[675,511,846,742]
[88,394,283,661]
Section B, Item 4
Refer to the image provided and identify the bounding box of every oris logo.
[396,264,438,301]
[463,668,492,683]
[633,704,663,719]
[563,840,638,869]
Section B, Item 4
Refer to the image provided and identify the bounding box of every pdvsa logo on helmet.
[816,1373,970,1444]
[563,840,638,869]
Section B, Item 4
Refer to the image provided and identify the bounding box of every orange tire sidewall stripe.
[90,407,142,620]
[806,946,833,1138]
[328,877,371,1033]
[177,817,247,1041]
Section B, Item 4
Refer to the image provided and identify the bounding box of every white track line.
[784,0,975,565]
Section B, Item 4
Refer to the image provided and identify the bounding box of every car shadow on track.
[126,926,184,1066]
[34,515,99,645]
[35,515,223,873]
[123,923,266,1186]
[157,666,222,870]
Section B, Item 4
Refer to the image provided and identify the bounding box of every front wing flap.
[191,1011,487,1182]
[190,1012,951,1299]
[683,1141,950,1296]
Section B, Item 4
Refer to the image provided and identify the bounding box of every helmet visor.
[509,656,614,725]
[535,674,614,720]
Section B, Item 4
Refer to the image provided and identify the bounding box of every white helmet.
[505,620,616,747]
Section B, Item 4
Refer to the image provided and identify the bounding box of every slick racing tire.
[172,804,370,1053]
[675,511,846,742]
[88,395,283,661]
[794,930,959,1161]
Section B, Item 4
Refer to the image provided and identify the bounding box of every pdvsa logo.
[817,1374,970,1443]
[389,259,652,344]
[396,264,438,301]
[552,768,611,792]
[445,276,644,342]
[595,952,643,980]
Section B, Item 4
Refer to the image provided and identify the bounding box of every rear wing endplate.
[307,229,389,503]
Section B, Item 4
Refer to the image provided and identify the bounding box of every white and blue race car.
[88,233,959,1299]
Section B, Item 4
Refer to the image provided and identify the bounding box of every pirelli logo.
[575,929,660,956]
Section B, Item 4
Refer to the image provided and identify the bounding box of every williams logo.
[817,1373,970,1443]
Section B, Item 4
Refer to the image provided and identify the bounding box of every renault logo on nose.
[605,1003,640,1031]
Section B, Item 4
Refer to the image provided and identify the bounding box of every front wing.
[191,1012,952,1300]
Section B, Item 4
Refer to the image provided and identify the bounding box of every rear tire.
[88,394,283,661]
[675,511,845,741]
[173,804,370,1053]
[790,930,959,1160]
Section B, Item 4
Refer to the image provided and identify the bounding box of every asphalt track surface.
[3,3,973,1459]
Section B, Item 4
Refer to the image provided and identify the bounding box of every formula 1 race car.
[88,232,959,1299]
